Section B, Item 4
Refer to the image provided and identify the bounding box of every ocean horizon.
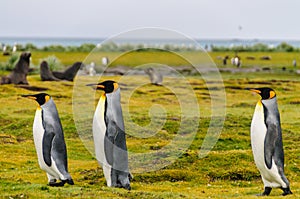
[1,37,300,48]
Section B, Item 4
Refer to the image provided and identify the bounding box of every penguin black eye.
[98,80,116,93]
[258,88,276,100]
[36,93,50,105]
[103,84,114,93]
[260,91,270,100]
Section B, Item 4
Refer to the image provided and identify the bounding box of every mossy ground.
[0,51,300,198]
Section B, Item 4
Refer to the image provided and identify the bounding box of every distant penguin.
[12,43,17,52]
[144,67,163,85]
[233,56,241,68]
[87,62,96,76]
[250,87,292,196]
[102,57,109,66]
[87,80,131,190]
[2,45,6,52]
[22,93,74,187]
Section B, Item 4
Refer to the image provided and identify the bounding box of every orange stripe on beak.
[23,96,37,100]
[250,89,261,94]
[97,85,105,89]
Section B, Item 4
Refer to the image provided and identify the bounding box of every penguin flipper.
[104,134,114,166]
[113,126,131,189]
[264,123,278,169]
[42,132,55,167]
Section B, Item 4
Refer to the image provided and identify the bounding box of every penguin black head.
[249,87,276,100]
[22,93,51,106]
[86,80,118,93]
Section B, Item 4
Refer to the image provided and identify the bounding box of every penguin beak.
[21,94,37,100]
[97,85,105,89]
[250,89,261,94]
[245,88,261,94]
[86,83,105,90]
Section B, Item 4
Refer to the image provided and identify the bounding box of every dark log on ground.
[15,85,48,91]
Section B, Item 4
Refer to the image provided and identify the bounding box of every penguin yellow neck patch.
[100,94,106,100]
[257,100,263,107]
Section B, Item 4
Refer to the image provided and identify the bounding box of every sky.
[1,0,300,40]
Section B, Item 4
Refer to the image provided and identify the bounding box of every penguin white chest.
[251,101,285,187]
[93,95,107,162]
[251,102,267,170]
[33,108,47,170]
[93,94,112,186]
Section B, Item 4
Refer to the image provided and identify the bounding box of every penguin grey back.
[104,88,128,172]
[104,87,131,189]
[261,97,285,169]
[41,98,64,135]
[105,88,125,131]
[41,98,69,175]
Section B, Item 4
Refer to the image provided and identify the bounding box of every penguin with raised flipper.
[144,67,163,85]
[22,93,74,187]
[250,87,292,196]
[87,80,131,190]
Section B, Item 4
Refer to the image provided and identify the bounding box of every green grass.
[1,51,300,198]
[1,51,299,70]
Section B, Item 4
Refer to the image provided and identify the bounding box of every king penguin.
[87,80,131,190]
[250,87,292,196]
[22,93,74,187]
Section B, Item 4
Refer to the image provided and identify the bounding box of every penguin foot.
[128,173,133,181]
[117,184,131,190]
[256,187,272,196]
[48,180,65,187]
[112,182,131,190]
[65,178,74,185]
[123,183,131,191]
[281,187,292,196]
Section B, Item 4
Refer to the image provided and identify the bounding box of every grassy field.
[0,51,300,198]
[0,51,299,70]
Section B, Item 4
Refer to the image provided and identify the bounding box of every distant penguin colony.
[87,80,132,190]
[250,88,292,196]
[22,93,74,187]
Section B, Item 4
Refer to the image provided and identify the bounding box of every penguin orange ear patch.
[269,91,276,99]
[45,95,50,103]
[113,82,119,91]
